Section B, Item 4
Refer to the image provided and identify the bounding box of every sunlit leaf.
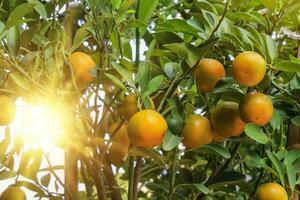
[244,123,269,144]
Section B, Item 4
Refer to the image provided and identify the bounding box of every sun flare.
[14,99,64,152]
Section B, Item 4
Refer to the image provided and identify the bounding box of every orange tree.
[0,0,300,199]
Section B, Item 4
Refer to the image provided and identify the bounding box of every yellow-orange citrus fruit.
[109,142,129,167]
[108,123,130,166]
[238,92,274,126]
[68,51,96,86]
[213,132,225,143]
[255,183,288,200]
[232,51,266,86]
[210,102,245,138]
[108,123,130,146]
[0,186,26,200]
[182,115,213,149]
[193,58,225,92]
[127,110,167,148]
[0,96,16,126]
[119,94,138,121]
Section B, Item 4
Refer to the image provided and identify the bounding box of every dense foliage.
[0,0,300,199]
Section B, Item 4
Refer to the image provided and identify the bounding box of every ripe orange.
[232,51,266,86]
[255,183,288,200]
[109,142,129,167]
[119,94,138,121]
[127,110,167,148]
[0,186,26,200]
[68,51,96,86]
[238,92,274,126]
[182,115,213,149]
[213,132,225,143]
[210,102,245,138]
[108,123,130,166]
[193,58,225,92]
[0,96,16,126]
[108,123,130,146]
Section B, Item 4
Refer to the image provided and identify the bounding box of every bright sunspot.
[14,98,64,152]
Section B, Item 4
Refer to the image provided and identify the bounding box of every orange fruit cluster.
[182,51,273,149]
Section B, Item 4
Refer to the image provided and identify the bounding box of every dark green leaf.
[266,150,285,186]
[112,62,133,84]
[286,162,296,192]
[208,172,245,188]
[105,73,128,91]
[291,116,300,127]
[196,143,231,159]
[143,75,164,97]
[193,184,210,195]
[6,3,35,28]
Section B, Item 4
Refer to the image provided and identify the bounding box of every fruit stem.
[133,157,143,200]
[208,0,231,39]
[128,155,135,200]
[157,74,180,113]
[168,148,178,200]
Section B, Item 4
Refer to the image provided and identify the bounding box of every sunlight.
[14,99,64,152]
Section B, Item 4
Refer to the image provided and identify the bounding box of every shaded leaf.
[6,3,35,28]
[162,130,183,151]
[266,150,285,186]
[196,143,231,159]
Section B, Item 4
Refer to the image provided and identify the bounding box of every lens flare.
[15,99,64,152]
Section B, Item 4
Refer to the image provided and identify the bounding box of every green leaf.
[41,173,51,187]
[138,0,158,23]
[259,0,277,11]
[196,143,231,159]
[284,149,300,165]
[162,130,183,151]
[9,73,30,91]
[246,152,274,171]
[193,184,210,195]
[291,116,300,127]
[270,110,281,130]
[274,61,300,72]
[164,62,181,80]
[111,0,122,9]
[266,150,285,186]
[156,19,199,35]
[6,3,36,28]
[244,123,269,144]
[129,147,165,166]
[5,26,20,56]
[143,75,164,97]
[136,62,150,93]
[0,170,16,180]
[145,39,156,61]
[262,33,277,64]
[105,73,128,91]
[16,181,44,194]
[71,23,91,53]
[112,62,133,84]
[286,163,296,192]
[28,0,47,18]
